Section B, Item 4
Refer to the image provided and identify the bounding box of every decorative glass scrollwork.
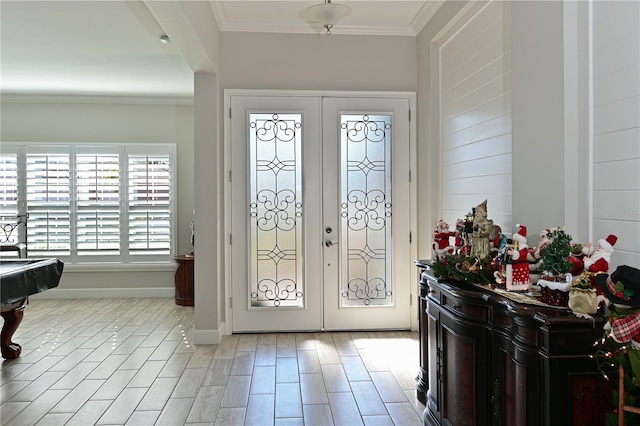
[249,114,304,308]
[340,114,393,307]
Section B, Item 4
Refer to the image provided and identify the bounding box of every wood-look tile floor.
[0,298,425,425]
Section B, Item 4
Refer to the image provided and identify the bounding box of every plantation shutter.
[26,147,71,256]
[0,149,19,216]
[2,143,175,263]
[76,147,121,257]
[127,148,172,257]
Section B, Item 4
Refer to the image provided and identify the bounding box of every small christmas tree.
[541,228,573,278]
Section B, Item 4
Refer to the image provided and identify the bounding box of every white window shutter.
[2,143,175,264]
[76,152,121,256]
[0,151,19,216]
[26,150,71,256]
[127,153,171,256]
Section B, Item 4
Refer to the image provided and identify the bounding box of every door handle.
[325,240,337,247]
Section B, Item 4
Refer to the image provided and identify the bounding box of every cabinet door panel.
[426,307,441,421]
[440,312,489,426]
[501,348,527,426]
[441,323,477,426]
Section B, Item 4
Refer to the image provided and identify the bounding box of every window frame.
[1,143,177,265]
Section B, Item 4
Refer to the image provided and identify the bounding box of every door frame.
[223,89,418,335]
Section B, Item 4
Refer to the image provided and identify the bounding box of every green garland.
[431,254,494,284]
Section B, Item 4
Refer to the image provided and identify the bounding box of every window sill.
[63,262,176,273]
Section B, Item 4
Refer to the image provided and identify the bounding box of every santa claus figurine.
[432,220,455,259]
[583,234,618,292]
[506,224,532,291]
[584,234,617,271]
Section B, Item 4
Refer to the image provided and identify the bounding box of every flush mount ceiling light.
[298,0,351,35]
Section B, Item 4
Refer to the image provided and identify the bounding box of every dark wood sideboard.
[174,254,194,306]
[415,260,611,426]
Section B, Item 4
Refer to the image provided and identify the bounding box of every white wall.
[220,32,417,91]
[437,1,513,234]
[591,0,640,269]
[0,99,195,295]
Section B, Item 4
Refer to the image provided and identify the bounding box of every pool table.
[1,258,64,359]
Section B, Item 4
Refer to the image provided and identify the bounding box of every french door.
[229,94,411,332]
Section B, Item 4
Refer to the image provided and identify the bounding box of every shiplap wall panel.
[594,160,640,191]
[443,176,511,201]
[593,191,640,222]
[444,51,512,106]
[442,133,511,164]
[442,154,512,181]
[442,93,512,136]
[442,76,512,120]
[443,113,511,150]
[594,65,640,106]
[594,96,640,135]
[439,1,512,231]
[440,3,503,63]
[592,0,640,269]
[442,28,511,89]
[594,128,640,162]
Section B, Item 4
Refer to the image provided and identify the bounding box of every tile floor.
[0,298,425,425]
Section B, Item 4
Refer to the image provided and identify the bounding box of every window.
[0,144,176,264]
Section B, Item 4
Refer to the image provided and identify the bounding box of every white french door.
[229,93,411,332]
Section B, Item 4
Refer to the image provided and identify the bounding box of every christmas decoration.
[432,220,455,260]
[597,265,640,309]
[540,227,574,278]
[470,200,499,260]
[430,254,494,284]
[506,224,532,291]
[568,272,598,318]
[584,234,618,292]
[537,227,574,306]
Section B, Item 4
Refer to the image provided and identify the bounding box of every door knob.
[325,240,337,247]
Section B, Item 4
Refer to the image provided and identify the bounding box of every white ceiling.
[0,1,438,98]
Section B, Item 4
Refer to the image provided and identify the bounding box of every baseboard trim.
[29,287,174,300]
[193,322,226,345]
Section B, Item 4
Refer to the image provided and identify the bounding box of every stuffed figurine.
[432,220,455,259]
[506,225,531,291]
[583,234,618,292]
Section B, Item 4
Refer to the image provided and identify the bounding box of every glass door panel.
[249,113,304,308]
[340,114,393,307]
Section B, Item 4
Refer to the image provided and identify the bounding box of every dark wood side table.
[173,254,194,306]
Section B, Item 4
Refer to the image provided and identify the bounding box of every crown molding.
[0,94,194,105]
[410,0,446,35]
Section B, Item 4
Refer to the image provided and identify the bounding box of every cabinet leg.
[1,300,26,359]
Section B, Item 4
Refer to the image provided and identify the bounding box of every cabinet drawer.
[514,323,539,346]
[427,287,441,305]
[442,295,488,321]
[493,310,539,347]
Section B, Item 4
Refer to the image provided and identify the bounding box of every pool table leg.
[1,301,26,359]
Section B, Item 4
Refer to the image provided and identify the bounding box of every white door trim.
[223,89,418,336]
